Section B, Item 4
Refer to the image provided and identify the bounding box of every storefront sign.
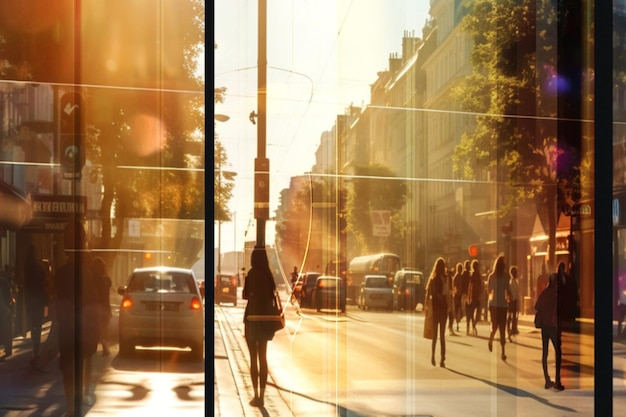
[25,194,87,231]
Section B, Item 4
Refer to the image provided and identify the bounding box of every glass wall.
[214,1,622,416]
[0,1,205,416]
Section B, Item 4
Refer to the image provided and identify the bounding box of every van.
[393,269,425,312]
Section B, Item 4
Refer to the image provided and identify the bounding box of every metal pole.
[255,0,268,248]
[218,160,221,275]
[72,1,83,412]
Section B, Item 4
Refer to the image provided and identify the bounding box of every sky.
[213,0,431,254]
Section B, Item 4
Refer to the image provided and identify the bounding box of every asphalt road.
[214,290,626,417]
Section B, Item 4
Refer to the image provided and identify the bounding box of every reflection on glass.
[0,1,205,416]
[213,0,626,416]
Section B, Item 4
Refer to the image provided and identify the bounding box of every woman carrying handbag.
[243,247,283,407]
[424,257,450,368]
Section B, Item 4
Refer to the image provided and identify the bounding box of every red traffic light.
[468,244,479,257]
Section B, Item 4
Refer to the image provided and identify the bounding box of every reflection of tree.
[346,164,407,256]
[275,173,347,272]
[0,1,205,264]
[452,0,585,267]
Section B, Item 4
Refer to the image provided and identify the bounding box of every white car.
[117,266,204,360]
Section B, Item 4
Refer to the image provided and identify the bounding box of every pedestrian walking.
[447,269,456,336]
[243,247,279,407]
[425,257,449,368]
[507,265,520,341]
[452,263,463,332]
[93,257,112,357]
[290,266,299,303]
[460,260,471,333]
[557,261,578,332]
[54,221,100,416]
[467,259,482,336]
[534,271,565,390]
[487,255,510,361]
[0,275,14,358]
[23,243,49,369]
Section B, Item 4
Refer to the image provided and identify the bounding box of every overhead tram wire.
[366,104,594,125]
[272,0,356,183]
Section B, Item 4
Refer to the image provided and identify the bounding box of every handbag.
[271,290,286,332]
[423,297,433,339]
[248,290,285,335]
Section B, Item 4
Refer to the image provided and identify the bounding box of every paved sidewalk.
[0,319,117,417]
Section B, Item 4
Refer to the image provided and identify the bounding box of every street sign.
[371,210,391,237]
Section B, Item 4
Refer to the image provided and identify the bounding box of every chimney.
[389,52,401,74]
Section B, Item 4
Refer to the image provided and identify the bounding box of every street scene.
[215,1,620,414]
[215,289,626,417]
[0,305,205,417]
[0,2,206,416]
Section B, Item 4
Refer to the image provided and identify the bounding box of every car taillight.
[230,277,237,287]
[404,289,410,296]
[191,297,203,310]
[121,296,133,309]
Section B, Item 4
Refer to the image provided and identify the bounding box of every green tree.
[452,0,587,267]
[274,172,346,272]
[0,0,206,264]
[346,164,407,256]
[213,42,232,222]
[214,139,234,222]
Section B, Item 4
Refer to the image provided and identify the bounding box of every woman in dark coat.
[467,259,483,336]
[243,248,278,407]
[535,270,565,390]
[487,255,510,361]
[24,243,48,367]
[425,257,449,368]
[93,257,112,356]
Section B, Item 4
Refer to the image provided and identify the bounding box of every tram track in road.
[215,304,299,417]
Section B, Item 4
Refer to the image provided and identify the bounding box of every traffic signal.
[58,91,85,178]
[254,157,270,220]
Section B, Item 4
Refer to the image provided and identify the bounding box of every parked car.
[215,272,238,306]
[393,268,425,312]
[299,272,321,308]
[357,274,394,311]
[313,275,346,313]
[117,266,205,360]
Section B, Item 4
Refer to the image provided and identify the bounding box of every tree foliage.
[346,164,407,255]
[214,139,234,222]
[0,0,205,258]
[274,172,346,270]
[453,0,587,266]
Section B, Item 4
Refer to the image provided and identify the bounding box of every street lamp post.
[215,113,230,276]
[254,0,269,248]
[216,163,236,277]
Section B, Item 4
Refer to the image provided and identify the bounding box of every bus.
[325,259,347,279]
[347,253,401,304]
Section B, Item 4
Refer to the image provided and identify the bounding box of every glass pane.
[215,0,617,415]
[0,1,205,415]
